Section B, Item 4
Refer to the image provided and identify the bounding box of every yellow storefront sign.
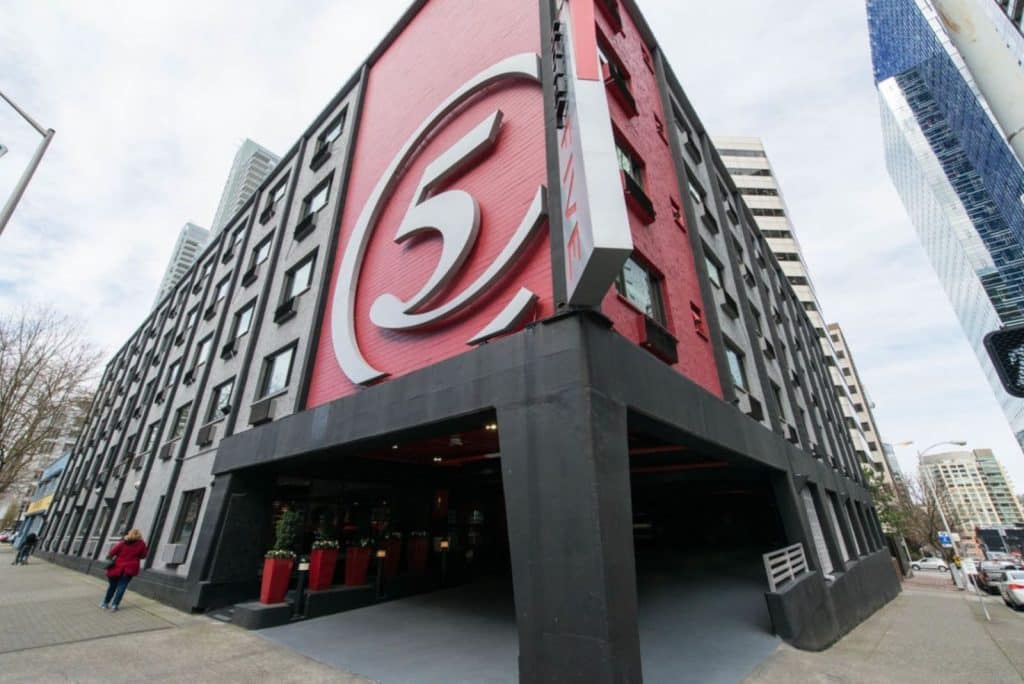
[25,494,52,515]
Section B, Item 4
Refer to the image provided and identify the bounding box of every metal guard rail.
[763,542,809,592]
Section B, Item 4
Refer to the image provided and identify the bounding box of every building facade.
[868,0,1024,452]
[712,136,895,486]
[209,139,280,234]
[993,0,1024,34]
[153,223,211,307]
[920,448,1024,533]
[827,323,893,487]
[15,453,69,543]
[39,0,898,676]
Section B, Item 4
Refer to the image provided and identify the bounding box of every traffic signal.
[984,324,1024,398]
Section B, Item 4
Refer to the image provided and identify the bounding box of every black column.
[769,471,819,573]
[499,387,642,684]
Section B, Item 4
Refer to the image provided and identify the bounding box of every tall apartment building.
[920,448,1024,533]
[38,0,898,675]
[153,223,211,307]
[828,323,892,486]
[713,136,894,486]
[993,0,1024,34]
[867,0,1024,452]
[209,139,280,234]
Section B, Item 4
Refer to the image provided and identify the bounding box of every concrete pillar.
[769,472,819,573]
[499,388,642,684]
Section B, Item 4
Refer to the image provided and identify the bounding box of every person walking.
[12,532,37,565]
[100,528,147,612]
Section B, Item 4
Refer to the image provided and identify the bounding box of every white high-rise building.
[153,223,210,306]
[920,448,1024,533]
[713,136,895,486]
[210,139,280,234]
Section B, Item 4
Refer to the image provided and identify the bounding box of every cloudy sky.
[1,1,1020,487]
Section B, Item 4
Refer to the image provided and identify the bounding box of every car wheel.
[912,564,920,570]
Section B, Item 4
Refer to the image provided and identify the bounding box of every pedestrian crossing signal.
[984,325,1024,398]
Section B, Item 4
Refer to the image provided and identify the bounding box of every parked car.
[977,561,1017,594]
[0,530,13,543]
[911,557,948,572]
[1000,570,1024,610]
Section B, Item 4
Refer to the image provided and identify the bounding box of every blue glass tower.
[867,0,1024,448]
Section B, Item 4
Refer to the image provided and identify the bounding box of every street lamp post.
[0,89,55,237]
[897,440,968,583]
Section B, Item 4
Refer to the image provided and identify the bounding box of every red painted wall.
[307,0,551,405]
[594,3,722,398]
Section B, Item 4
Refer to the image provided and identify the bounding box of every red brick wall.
[307,0,550,405]
[594,3,722,398]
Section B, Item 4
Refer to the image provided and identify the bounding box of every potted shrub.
[309,538,340,591]
[408,530,430,575]
[260,509,300,604]
[344,538,372,586]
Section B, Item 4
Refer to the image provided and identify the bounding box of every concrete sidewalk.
[746,584,1024,683]
[0,546,367,683]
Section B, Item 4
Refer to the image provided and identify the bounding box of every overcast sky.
[1,1,1020,488]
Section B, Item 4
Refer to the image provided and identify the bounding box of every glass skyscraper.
[868,0,1024,449]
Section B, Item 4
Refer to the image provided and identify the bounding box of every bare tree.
[0,306,100,501]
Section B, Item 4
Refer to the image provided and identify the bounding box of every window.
[113,501,133,537]
[716,148,765,158]
[598,42,631,95]
[316,110,346,155]
[231,227,245,253]
[170,403,191,440]
[194,335,213,369]
[303,178,331,218]
[726,167,772,177]
[737,187,779,196]
[615,141,645,190]
[614,256,666,325]
[750,208,786,217]
[165,359,181,387]
[253,238,272,267]
[170,488,205,547]
[266,181,287,212]
[141,421,159,451]
[215,276,231,302]
[260,345,296,398]
[207,378,235,421]
[184,307,199,332]
[771,382,786,419]
[285,255,316,299]
[142,378,156,405]
[234,301,255,340]
[704,251,724,288]
[725,343,748,391]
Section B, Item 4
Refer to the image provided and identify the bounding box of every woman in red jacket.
[100,528,148,612]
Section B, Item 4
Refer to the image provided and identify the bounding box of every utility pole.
[0,90,55,237]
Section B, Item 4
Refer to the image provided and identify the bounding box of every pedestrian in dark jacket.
[13,532,37,565]
[100,528,148,612]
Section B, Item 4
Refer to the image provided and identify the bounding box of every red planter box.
[383,538,402,578]
[345,546,372,586]
[408,536,429,575]
[260,557,293,604]
[308,548,339,591]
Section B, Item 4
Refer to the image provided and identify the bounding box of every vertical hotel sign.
[555,0,633,306]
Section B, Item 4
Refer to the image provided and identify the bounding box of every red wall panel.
[307,0,550,406]
[594,3,723,398]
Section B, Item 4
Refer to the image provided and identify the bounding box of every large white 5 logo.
[332,53,547,385]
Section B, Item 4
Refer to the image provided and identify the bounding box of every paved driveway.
[260,552,780,683]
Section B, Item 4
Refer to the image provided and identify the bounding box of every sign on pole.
[984,324,1024,397]
[938,531,953,548]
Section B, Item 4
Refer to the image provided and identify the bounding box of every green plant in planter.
[312,516,339,550]
[312,539,340,550]
[266,509,301,560]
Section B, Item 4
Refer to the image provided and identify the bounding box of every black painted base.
[765,549,902,650]
[232,601,294,630]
